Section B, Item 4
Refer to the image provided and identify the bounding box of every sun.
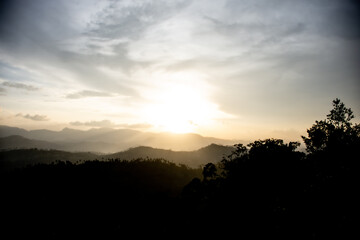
[141,71,225,134]
[145,84,211,133]
[149,89,205,133]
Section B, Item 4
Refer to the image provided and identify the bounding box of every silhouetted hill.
[108,143,234,168]
[0,125,239,152]
[0,125,28,137]
[0,135,60,150]
[0,149,99,170]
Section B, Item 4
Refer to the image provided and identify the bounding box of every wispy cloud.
[2,81,39,91]
[70,120,115,127]
[69,119,152,129]
[117,123,153,129]
[16,113,49,121]
[66,90,112,99]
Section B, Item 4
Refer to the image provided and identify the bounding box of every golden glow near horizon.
[140,71,232,134]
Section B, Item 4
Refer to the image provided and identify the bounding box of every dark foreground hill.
[1,138,356,239]
[0,159,202,239]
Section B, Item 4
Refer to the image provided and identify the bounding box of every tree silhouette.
[248,138,300,159]
[298,98,358,239]
[302,98,360,154]
[202,163,217,181]
[327,98,354,127]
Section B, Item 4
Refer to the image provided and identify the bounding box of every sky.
[0,0,359,141]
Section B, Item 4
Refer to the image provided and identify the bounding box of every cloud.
[0,61,35,82]
[66,90,113,99]
[117,123,153,129]
[70,120,115,128]
[87,0,190,40]
[0,0,137,96]
[0,87,5,94]
[16,113,49,121]
[69,120,152,129]
[2,81,39,91]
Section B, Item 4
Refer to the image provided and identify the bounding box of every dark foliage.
[182,99,358,239]
[0,159,201,239]
[302,98,360,154]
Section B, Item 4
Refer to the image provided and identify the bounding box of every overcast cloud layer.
[0,0,359,140]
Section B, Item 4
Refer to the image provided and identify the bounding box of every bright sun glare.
[142,71,225,134]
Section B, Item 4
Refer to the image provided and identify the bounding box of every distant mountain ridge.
[0,125,239,152]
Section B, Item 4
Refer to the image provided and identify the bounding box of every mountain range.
[0,144,235,169]
[0,125,239,152]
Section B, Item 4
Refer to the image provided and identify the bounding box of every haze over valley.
[0,125,238,152]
